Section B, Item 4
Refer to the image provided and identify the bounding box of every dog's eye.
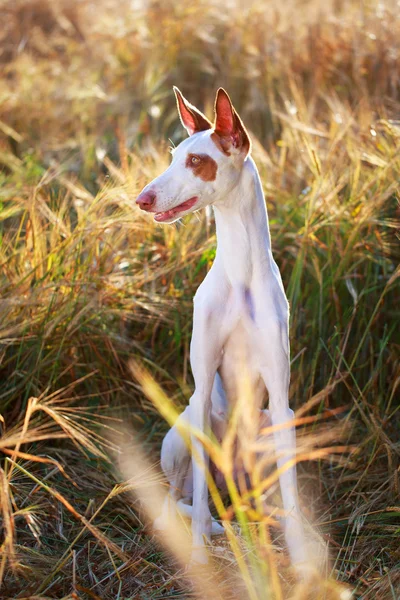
[190,155,201,165]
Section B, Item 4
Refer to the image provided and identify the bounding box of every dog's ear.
[173,87,212,136]
[213,88,251,157]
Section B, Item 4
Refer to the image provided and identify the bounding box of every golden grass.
[0,0,399,597]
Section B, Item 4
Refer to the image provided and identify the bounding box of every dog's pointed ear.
[213,88,251,157]
[173,86,212,136]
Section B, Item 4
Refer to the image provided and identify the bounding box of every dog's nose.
[136,190,156,211]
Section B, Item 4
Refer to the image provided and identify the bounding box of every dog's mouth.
[154,196,198,222]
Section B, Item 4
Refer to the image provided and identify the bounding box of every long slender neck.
[213,156,272,285]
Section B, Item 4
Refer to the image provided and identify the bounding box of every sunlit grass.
[0,0,399,597]
[127,361,354,599]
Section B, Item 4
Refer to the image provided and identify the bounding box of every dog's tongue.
[154,209,177,222]
[154,196,198,222]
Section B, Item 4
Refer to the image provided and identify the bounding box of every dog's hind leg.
[176,497,224,536]
[154,404,224,536]
[153,408,192,532]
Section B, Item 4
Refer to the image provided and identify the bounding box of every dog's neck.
[213,156,272,285]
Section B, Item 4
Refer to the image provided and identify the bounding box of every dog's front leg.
[188,295,224,564]
[259,319,308,571]
[189,387,214,564]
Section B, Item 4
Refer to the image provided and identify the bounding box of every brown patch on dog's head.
[185,153,218,182]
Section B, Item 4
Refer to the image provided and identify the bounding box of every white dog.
[136,87,307,568]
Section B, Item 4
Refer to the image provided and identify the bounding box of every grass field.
[0,0,399,598]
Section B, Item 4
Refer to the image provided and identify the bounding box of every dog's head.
[136,87,251,223]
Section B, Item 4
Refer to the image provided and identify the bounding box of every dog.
[136,87,307,569]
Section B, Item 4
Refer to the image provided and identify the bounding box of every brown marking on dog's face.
[185,153,218,182]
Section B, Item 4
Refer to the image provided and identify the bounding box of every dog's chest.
[219,320,266,408]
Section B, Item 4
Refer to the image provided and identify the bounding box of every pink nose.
[136,190,156,211]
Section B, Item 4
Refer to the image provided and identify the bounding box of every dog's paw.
[190,546,209,566]
[291,560,316,582]
[152,517,166,532]
[211,520,225,536]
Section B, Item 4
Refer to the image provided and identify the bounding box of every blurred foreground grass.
[0,0,399,597]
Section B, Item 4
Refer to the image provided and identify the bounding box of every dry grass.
[0,0,399,597]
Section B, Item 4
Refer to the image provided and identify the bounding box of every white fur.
[136,98,307,569]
